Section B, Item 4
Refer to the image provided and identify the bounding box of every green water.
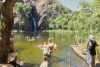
[15,30,87,67]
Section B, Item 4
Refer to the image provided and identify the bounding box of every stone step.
[0,64,14,67]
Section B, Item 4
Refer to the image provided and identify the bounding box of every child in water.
[40,58,49,67]
[39,41,50,58]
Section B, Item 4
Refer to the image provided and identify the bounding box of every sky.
[60,0,95,11]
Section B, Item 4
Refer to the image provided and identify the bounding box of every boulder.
[0,64,14,67]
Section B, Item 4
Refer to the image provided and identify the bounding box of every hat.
[89,35,95,41]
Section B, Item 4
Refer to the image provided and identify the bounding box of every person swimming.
[40,58,49,67]
[47,38,57,54]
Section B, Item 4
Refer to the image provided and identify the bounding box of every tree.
[94,0,100,9]
[0,0,16,63]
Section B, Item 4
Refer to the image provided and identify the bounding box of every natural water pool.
[15,30,87,67]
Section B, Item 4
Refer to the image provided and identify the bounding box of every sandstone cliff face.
[34,0,57,28]
[14,0,59,30]
[35,0,56,16]
[35,0,46,16]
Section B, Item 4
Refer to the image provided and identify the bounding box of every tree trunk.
[0,0,16,63]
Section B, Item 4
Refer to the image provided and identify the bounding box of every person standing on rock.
[87,35,99,67]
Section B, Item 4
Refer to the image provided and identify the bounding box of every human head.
[48,37,54,43]
[11,32,15,38]
[88,35,95,41]
[44,57,48,61]
[43,41,47,44]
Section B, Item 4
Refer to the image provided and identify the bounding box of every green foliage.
[15,3,31,25]
[94,0,100,8]
[48,4,71,29]
[47,0,100,47]
[15,3,30,17]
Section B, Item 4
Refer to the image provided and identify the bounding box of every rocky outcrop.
[14,0,60,31]
[0,64,14,67]
[35,0,57,29]
[35,0,56,16]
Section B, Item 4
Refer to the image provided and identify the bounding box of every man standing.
[87,35,98,67]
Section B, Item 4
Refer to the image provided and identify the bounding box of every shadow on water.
[23,63,40,67]
[52,56,65,63]
[95,63,100,67]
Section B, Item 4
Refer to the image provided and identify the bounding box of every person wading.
[40,58,49,67]
[39,41,50,59]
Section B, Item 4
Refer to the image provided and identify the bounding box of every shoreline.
[70,45,100,64]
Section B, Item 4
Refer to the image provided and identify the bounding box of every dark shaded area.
[13,22,20,31]
[52,56,65,63]
[23,63,40,67]
[27,6,48,34]
[9,62,40,67]
[23,6,40,37]
[28,6,40,33]
[17,0,24,3]
[95,63,100,67]
[39,16,49,31]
